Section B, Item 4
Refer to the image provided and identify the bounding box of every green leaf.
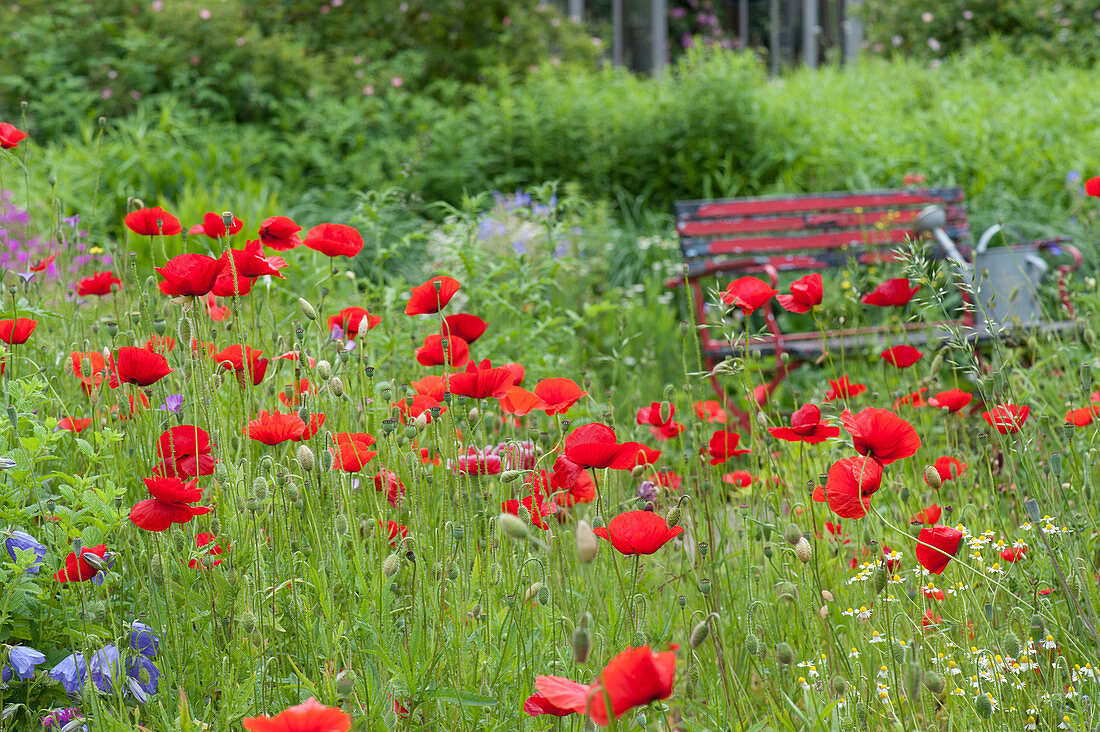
[428,689,497,707]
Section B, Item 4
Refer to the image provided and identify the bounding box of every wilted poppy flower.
[303,224,364,258]
[768,403,838,444]
[415,334,469,368]
[825,455,884,519]
[928,388,972,412]
[824,375,866,402]
[982,403,1030,434]
[229,239,286,278]
[564,423,646,470]
[880,345,922,368]
[840,408,920,465]
[77,271,121,297]
[442,313,487,343]
[1066,406,1100,427]
[534,378,586,415]
[1086,177,1100,198]
[861,278,919,307]
[0,318,37,345]
[332,433,377,472]
[130,476,211,531]
[926,455,966,486]
[593,511,682,555]
[189,212,243,239]
[721,276,778,316]
[155,425,215,478]
[115,346,172,386]
[777,273,823,313]
[246,411,306,445]
[156,252,227,296]
[0,122,27,149]
[59,417,92,433]
[911,503,941,525]
[55,544,111,583]
[258,215,302,251]
[448,359,516,399]
[636,401,684,440]
[534,645,676,725]
[125,206,182,236]
[693,400,726,423]
[328,306,381,340]
[213,345,268,385]
[405,275,461,315]
[3,529,46,573]
[704,429,750,464]
[915,525,963,574]
[242,697,351,732]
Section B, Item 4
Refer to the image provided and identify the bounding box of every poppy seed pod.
[298,298,318,321]
[698,578,711,595]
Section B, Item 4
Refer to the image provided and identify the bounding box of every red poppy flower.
[550,455,596,506]
[564,423,646,470]
[31,254,58,272]
[915,525,963,575]
[77,271,121,297]
[1087,177,1100,198]
[442,313,487,344]
[189,532,227,569]
[275,351,317,367]
[453,447,503,476]
[824,521,850,545]
[704,429,750,464]
[411,375,448,401]
[258,215,302,251]
[246,411,306,445]
[777,273,823,313]
[825,455,884,519]
[1000,546,1027,563]
[592,511,682,555]
[911,503,941,525]
[861,278,920,307]
[211,269,255,297]
[327,307,381,339]
[156,253,227,296]
[380,519,409,548]
[71,350,107,392]
[768,403,839,444]
[693,400,726,423]
[524,692,576,718]
[242,697,351,732]
[928,388,972,412]
[206,294,231,322]
[332,433,377,472]
[0,122,27,149]
[373,470,405,508]
[634,444,662,466]
[535,646,676,725]
[534,378,586,415]
[982,403,1030,434]
[0,318,36,345]
[840,408,920,465]
[894,387,928,409]
[154,425,215,478]
[144,335,176,354]
[213,345,268,385]
[500,385,543,416]
[189,212,243,239]
[824,375,866,402]
[721,276,778,315]
[723,470,754,487]
[405,275,460,315]
[502,362,525,385]
[502,489,556,531]
[129,476,211,532]
[303,224,364,258]
[636,402,685,440]
[880,345,922,368]
[1066,406,1100,427]
[115,346,172,386]
[447,359,517,400]
[415,334,470,368]
[298,413,326,441]
[54,544,110,583]
[393,394,444,424]
[59,417,92,433]
[926,455,966,486]
[125,206,182,236]
[229,239,286,278]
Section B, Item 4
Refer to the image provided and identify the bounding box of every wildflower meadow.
[3,112,1100,732]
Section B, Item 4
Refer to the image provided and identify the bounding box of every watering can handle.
[976,224,1002,254]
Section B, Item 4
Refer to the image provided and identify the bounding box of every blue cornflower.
[2,644,46,682]
[3,529,47,573]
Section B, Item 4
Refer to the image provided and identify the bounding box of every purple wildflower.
[2,644,46,682]
[4,529,47,573]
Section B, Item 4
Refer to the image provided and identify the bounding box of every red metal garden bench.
[666,187,1081,427]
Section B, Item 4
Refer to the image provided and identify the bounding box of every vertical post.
[769,0,780,75]
[568,0,583,22]
[612,0,624,66]
[803,0,818,68]
[651,0,667,76]
[844,0,863,63]
[738,0,749,49]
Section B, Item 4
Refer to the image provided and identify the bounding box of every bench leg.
[707,358,801,432]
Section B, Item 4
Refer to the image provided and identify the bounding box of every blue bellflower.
[2,644,46,682]
[3,529,47,573]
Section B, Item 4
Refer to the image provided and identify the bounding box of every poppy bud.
[688,663,701,687]
[906,661,922,701]
[240,610,257,634]
[500,470,522,484]
[831,675,848,696]
[320,449,334,472]
[252,476,268,501]
[920,669,944,696]
[490,563,503,585]
[659,400,673,424]
[334,514,349,535]
[821,589,834,602]
[1030,613,1045,646]
[776,581,797,601]
[744,632,759,656]
[524,581,542,603]
[974,692,992,719]
[890,641,905,665]
[317,360,332,380]
[382,554,401,578]
[784,523,802,546]
[516,502,532,525]
[335,669,357,696]
[818,605,828,619]
[575,520,598,563]
[631,464,645,479]
[498,513,529,539]
[297,445,315,472]
[690,619,710,649]
[330,376,345,398]
[537,585,550,606]
[298,298,318,321]
[775,642,794,665]
[924,465,942,489]
[794,537,812,563]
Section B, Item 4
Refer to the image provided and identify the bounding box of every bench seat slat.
[680,189,964,219]
[677,206,969,238]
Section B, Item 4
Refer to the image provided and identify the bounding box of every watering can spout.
[913,204,967,267]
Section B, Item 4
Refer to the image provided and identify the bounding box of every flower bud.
[575,520,598,563]
[239,610,257,634]
[775,642,794,665]
[1002,630,1021,659]
[297,445,315,472]
[382,554,401,578]
[924,465,942,489]
[330,376,345,398]
[316,360,332,380]
[690,619,710,649]
[871,565,887,594]
[906,661,922,701]
[572,621,592,664]
[923,670,945,695]
[794,537,812,563]
[335,669,357,696]
[890,641,905,665]
[298,298,318,321]
[320,449,334,471]
[498,513,529,540]
[974,692,992,719]
[744,632,759,656]
[537,585,550,606]
[831,675,848,696]
[784,523,803,546]
[252,476,268,501]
